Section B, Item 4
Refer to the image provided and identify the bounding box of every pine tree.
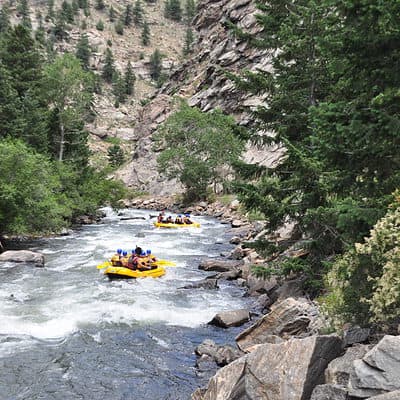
[184,0,195,24]
[53,13,69,40]
[71,0,79,15]
[34,12,46,45]
[141,20,150,45]
[182,27,193,55]
[78,0,87,9]
[75,33,91,69]
[109,6,116,22]
[17,0,32,28]
[102,47,115,83]
[115,19,124,35]
[61,0,74,23]
[0,4,11,33]
[164,0,181,21]
[124,61,135,95]
[133,0,144,26]
[149,48,163,82]
[112,70,127,105]
[46,0,55,21]
[94,0,105,10]
[96,19,104,30]
[124,3,133,26]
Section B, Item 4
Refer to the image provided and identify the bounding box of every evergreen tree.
[164,0,181,21]
[96,19,104,30]
[102,47,115,83]
[184,0,195,24]
[53,13,69,40]
[34,12,46,45]
[46,0,55,21]
[182,27,193,55]
[124,61,135,95]
[112,70,127,105]
[17,0,32,28]
[109,5,116,22]
[108,144,124,167]
[115,19,124,35]
[149,48,163,82]
[0,4,11,33]
[133,0,144,26]
[61,0,74,24]
[71,0,79,15]
[0,25,49,151]
[141,20,150,45]
[94,0,105,10]
[230,0,400,297]
[124,3,133,26]
[75,33,91,69]
[78,0,87,9]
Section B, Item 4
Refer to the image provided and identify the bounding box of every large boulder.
[349,335,400,398]
[199,259,244,272]
[325,343,372,386]
[0,250,44,267]
[194,335,343,400]
[236,297,317,352]
[208,309,251,328]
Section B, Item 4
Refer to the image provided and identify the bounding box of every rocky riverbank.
[127,196,400,400]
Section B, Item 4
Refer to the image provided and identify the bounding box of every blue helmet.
[117,249,122,254]
[122,251,128,256]
[178,214,182,217]
[146,249,151,254]
[141,251,146,256]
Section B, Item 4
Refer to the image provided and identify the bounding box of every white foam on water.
[0,208,248,340]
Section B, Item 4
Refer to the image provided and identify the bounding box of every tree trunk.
[58,122,65,161]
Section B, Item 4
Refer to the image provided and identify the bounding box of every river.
[0,208,251,400]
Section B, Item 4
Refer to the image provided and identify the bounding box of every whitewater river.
[0,208,251,400]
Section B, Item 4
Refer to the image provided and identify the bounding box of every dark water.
[0,208,250,400]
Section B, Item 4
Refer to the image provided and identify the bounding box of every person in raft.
[183,214,193,224]
[157,211,166,223]
[175,214,183,224]
[165,216,173,223]
[111,249,123,266]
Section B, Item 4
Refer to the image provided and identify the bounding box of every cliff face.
[116,0,284,195]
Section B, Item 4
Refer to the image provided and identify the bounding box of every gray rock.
[310,384,348,400]
[199,259,244,272]
[325,344,371,386]
[343,326,370,347]
[180,278,219,290]
[368,390,400,399]
[0,250,44,267]
[236,297,317,352]
[209,309,250,328]
[349,336,400,398]
[198,335,343,400]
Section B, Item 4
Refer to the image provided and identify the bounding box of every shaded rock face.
[196,335,343,400]
[120,0,285,194]
[0,250,44,267]
[235,297,318,352]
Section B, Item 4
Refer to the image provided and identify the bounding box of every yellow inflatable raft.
[153,221,200,228]
[104,265,166,279]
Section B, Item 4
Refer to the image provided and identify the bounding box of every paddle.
[152,260,177,267]
[96,261,112,269]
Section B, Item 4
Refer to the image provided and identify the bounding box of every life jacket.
[111,254,122,266]
[120,255,129,267]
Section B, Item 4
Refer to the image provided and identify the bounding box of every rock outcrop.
[0,250,44,267]
[193,335,343,400]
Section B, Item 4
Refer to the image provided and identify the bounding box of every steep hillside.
[7,0,187,169]
[113,0,284,195]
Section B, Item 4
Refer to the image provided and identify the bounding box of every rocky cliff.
[113,0,285,194]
